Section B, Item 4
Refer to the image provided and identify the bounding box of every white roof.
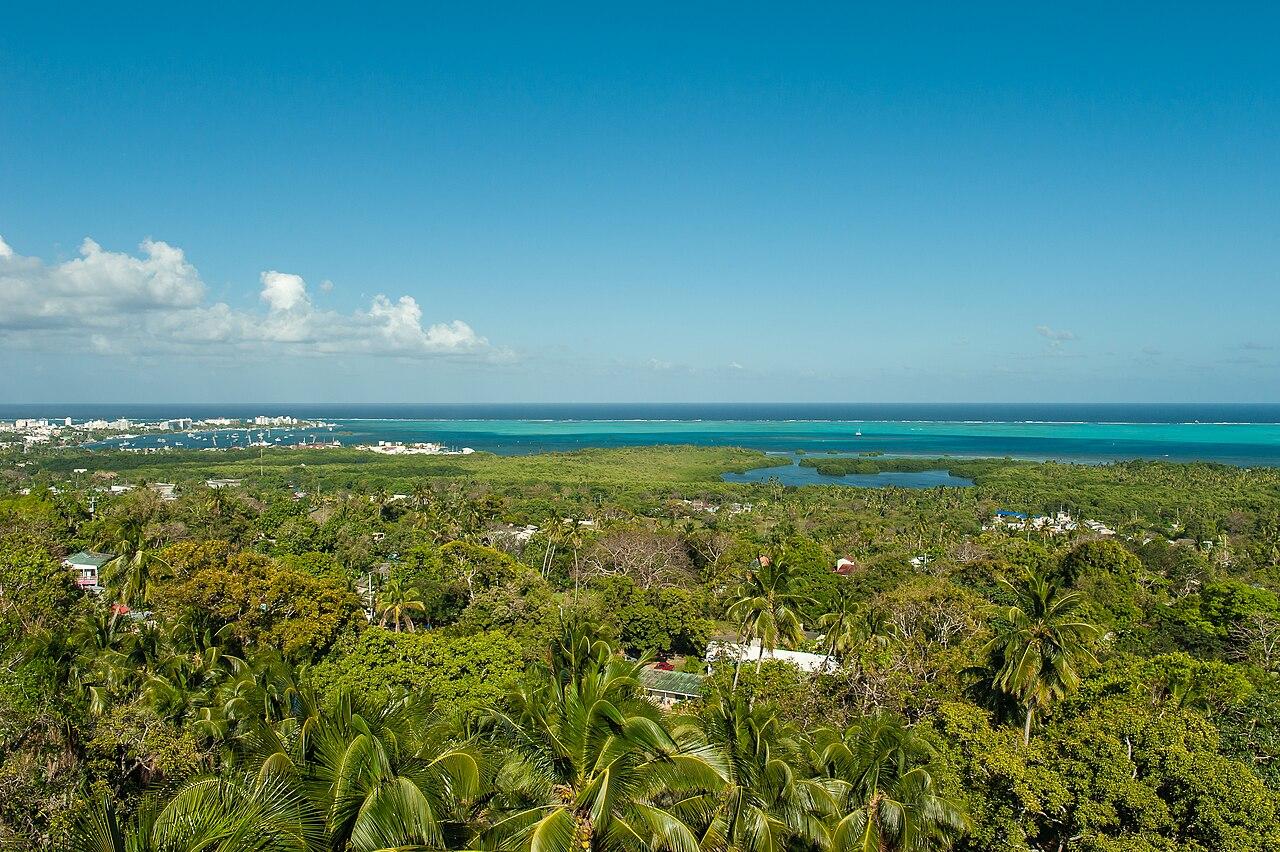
[706,640,836,673]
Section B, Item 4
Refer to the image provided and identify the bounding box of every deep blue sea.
[4,403,1280,466]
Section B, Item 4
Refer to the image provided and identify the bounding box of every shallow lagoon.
[722,457,974,488]
[70,408,1280,466]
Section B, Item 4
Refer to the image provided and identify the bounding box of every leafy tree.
[309,629,523,715]
[598,577,712,658]
[151,552,362,661]
[0,532,80,637]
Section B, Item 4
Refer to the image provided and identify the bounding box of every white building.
[151,483,178,501]
[205,478,243,489]
[63,551,114,591]
[706,640,837,674]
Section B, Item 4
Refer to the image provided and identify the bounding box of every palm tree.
[726,556,811,686]
[480,627,725,852]
[305,693,481,851]
[103,548,169,610]
[125,692,480,852]
[981,570,1100,745]
[818,593,874,670]
[819,715,967,852]
[67,610,143,714]
[678,689,836,852]
[96,512,168,610]
[70,776,323,852]
[539,518,563,579]
[377,577,428,632]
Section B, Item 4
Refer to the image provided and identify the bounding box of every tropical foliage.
[1,445,1279,851]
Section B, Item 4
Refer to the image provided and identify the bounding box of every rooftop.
[639,668,705,699]
[64,551,114,568]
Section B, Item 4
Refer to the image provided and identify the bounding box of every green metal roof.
[64,551,114,568]
[639,668,705,698]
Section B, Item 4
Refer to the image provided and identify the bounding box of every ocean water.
[4,403,1280,466]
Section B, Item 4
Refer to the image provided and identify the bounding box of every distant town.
[0,415,475,457]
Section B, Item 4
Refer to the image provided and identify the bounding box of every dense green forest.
[2,444,1279,851]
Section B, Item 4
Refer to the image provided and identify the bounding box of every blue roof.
[996,510,1029,519]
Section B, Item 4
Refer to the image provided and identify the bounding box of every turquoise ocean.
[6,403,1279,467]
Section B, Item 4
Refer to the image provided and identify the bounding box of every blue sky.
[1,2,1277,402]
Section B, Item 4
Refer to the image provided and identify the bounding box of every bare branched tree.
[583,530,693,588]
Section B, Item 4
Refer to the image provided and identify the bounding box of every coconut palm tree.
[70,775,323,852]
[981,570,1100,745]
[677,688,836,852]
[726,556,811,685]
[818,593,872,669]
[192,692,479,851]
[538,518,564,579]
[306,693,482,851]
[96,512,168,610]
[377,577,428,632]
[480,627,725,852]
[819,714,967,852]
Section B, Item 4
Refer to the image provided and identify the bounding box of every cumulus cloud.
[260,271,310,313]
[0,235,493,360]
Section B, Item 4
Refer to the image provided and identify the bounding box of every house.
[63,551,114,591]
[151,483,178,501]
[205,478,242,489]
[639,667,705,706]
[705,640,836,674]
[833,557,860,576]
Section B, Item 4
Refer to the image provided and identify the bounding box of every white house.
[63,551,114,591]
[205,478,243,489]
[705,640,837,674]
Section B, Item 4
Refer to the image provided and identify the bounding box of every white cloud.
[0,234,494,360]
[260,271,310,313]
